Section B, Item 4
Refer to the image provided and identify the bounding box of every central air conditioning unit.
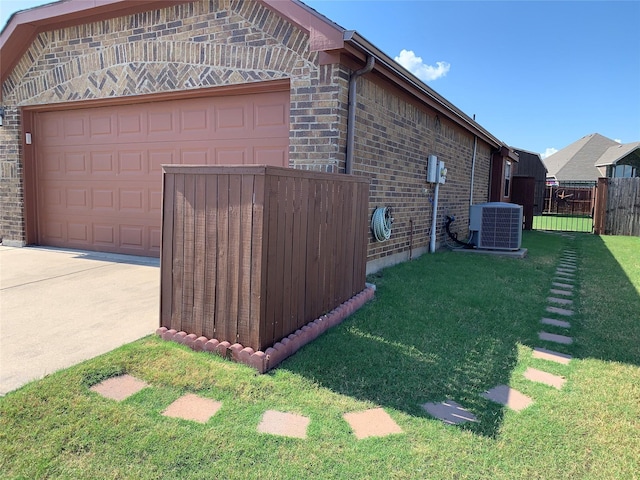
[469,202,523,250]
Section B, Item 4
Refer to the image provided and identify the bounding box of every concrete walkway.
[0,246,159,396]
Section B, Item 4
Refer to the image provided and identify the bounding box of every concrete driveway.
[0,246,160,396]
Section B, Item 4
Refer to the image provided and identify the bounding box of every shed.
[0,0,512,272]
[513,148,547,215]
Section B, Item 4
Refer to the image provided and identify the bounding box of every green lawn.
[533,215,593,232]
[1,232,639,479]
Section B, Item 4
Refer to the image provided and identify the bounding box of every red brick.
[162,329,178,341]
[193,336,209,351]
[173,331,188,344]
[204,339,219,352]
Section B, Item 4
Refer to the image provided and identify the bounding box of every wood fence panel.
[161,165,369,351]
[606,178,640,236]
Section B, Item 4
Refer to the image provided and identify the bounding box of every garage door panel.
[63,116,87,141]
[90,151,116,174]
[64,152,88,174]
[118,150,147,175]
[35,89,290,256]
[216,146,247,165]
[67,222,89,243]
[255,146,287,167]
[117,112,145,138]
[148,110,176,136]
[180,146,212,165]
[181,107,210,133]
[93,189,116,210]
[149,149,177,174]
[66,188,89,208]
[94,224,116,247]
[89,114,114,138]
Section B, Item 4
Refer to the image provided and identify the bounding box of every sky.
[1,0,639,158]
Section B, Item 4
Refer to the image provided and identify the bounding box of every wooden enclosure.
[161,165,370,351]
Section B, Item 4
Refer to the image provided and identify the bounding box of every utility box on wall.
[427,155,447,184]
[160,165,370,351]
[427,155,438,183]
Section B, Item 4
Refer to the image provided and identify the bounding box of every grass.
[1,232,639,479]
[533,215,593,232]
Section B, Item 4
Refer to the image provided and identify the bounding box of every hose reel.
[371,206,393,242]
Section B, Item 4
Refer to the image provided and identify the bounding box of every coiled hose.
[371,206,393,242]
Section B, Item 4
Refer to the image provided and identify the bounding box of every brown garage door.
[34,91,289,256]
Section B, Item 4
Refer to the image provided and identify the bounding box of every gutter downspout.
[346,55,375,174]
[469,114,478,208]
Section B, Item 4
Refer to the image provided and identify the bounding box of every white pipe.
[470,114,478,207]
[430,166,440,253]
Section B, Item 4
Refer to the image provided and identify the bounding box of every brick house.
[0,0,515,273]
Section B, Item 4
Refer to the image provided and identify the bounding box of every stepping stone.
[523,367,566,389]
[546,306,574,316]
[552,282,574,290]
[558,264,576,270]
[557,268,576,274]
[90,374,148,401]
[539,331,573,344]
[162,393,222,423]
[541,317,571,328]
[481,385,532,412]
[548,296,573,305]
[556,270,575,277]
[258,410,310,439]
[343,408,403,439]
[532,347,572,364]
[421,399,478,425]
[550,289,572,296]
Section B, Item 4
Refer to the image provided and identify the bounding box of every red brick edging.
[156,284,376,373]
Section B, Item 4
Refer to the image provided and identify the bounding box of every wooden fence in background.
[161,165,370,351]
[594,177,640,236]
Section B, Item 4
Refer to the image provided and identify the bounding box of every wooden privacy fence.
[161,165,370,351]
[594,177,640,236]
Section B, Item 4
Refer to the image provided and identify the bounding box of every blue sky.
[2,0,639,158]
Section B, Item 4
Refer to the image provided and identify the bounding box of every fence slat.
[237,174,254,346]
[160,172,175,328]
[215,175,230,343]
[203,175,218,337]
[171,173,185,331]
[192,175,207,336]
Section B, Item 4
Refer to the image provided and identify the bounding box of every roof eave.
[342,30,504,149]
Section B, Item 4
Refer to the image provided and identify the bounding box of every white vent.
[469,202,523,250]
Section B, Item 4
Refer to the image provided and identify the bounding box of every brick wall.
[352,76,491,268]
[0,106,24,245]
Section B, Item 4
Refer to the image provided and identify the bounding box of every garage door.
[35,91,290,256]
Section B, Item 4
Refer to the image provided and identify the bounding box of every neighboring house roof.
[543,133,619,181]
[594,142,640,168]
[0,0,507,150]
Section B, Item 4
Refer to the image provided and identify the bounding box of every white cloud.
[614,138,622,143]
[541,148,558,159]
[394,49,450,82]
